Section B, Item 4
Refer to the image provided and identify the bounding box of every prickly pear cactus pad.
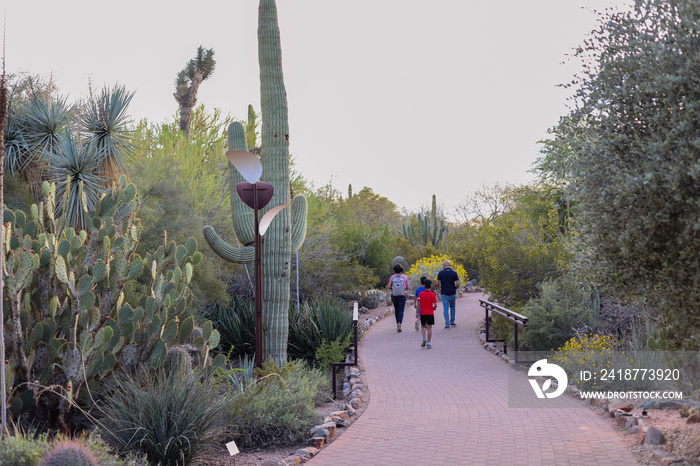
[2,177,225,431]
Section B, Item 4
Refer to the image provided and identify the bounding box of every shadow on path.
[309,292,638,465]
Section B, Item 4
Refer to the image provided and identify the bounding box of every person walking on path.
[437,260,460,328]
[416,279,437,348]
[387,264,410,332]
[414,276,427,331]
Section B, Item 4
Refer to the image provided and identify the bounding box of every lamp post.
[226,150,288,368]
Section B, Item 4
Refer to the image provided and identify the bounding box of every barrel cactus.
[204,0,307,364]
[41,440,98,466]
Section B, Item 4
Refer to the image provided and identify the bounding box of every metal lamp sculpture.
[226,149,288,368]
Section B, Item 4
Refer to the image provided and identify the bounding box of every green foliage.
[128,106,234,307]
[314,335,352,371]
[97,370,227,466]
[518,275,598,351]
[294,183,378,298]
[538,0,700,348]
[0,431,49,466]
[227,359,323,449]
[214,353,256,395]
[288,299,354,362]
[206,296,256,358]
[470,185,568,308]
[2,178,223,432]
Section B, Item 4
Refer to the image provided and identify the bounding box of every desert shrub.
[97,369,227,466]
[0,430,49,466]
[227,359,323,449]
[406,254,468,293]
[0,431,141,466]
[206,296,256,357]
[551,334,618,390]
[517,275,597,351]
[288,298,354,362]
[214,353,256,395]
[314,335,352,371]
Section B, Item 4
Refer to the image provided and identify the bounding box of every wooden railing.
[479,299,535,369]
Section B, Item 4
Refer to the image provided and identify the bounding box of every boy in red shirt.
[416,279,438,349]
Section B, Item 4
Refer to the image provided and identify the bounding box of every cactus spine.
[41,440,98,466]
[204,0,307,364]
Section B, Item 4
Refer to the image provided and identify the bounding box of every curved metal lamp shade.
[226,150,262,184]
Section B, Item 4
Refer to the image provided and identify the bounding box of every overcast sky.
[4,1,630,219]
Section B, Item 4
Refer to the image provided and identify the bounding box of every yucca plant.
[3,80,134,228]
[82,85,134,178]
[97,369,227,466]
[288,299,354,363]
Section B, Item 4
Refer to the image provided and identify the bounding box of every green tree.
[173,46,216,138]
[539,0,700,348]
[294,183,376,297]
[470,185,568,309]
[335,186,399,283]
[127,106,233,307]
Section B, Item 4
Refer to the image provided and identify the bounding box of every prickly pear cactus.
[204,0,307,364]
[2,177,225,431]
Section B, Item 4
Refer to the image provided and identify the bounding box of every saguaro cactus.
[204,0,307,364]
[403,194,446,247]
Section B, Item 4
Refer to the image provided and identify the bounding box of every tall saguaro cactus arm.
[290,194,308,252]
[203,120,306,265]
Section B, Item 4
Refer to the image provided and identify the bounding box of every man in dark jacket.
[437,260,460,328]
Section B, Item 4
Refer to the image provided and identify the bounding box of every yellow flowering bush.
[406,254,467,293]
[551,334,617,390]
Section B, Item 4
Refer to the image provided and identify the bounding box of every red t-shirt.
[417,290,437,316]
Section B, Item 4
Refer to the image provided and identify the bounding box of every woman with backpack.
[387,264,410,332]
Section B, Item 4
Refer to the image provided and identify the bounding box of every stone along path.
[309,292,638,465]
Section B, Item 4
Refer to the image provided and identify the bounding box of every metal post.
[331,302,359,399]
[253,184,264,368]
[485,307,490,342]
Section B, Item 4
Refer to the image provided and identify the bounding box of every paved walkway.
[309,292,638,465]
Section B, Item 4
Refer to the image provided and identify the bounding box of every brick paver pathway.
[309,292,638,465]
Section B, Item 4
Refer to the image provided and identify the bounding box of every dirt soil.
[618,405,700,465]
[193,302,391,466]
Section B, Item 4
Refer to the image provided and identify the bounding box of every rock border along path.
[309,292,639,465]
